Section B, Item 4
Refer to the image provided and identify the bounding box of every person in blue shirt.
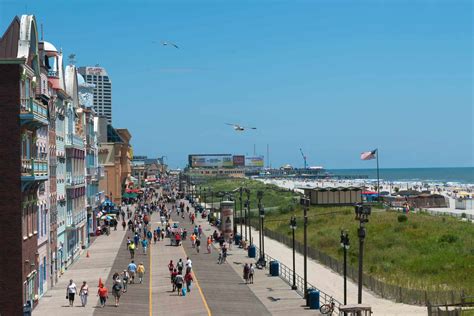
[141,238,149,255]
[127,260,137,283]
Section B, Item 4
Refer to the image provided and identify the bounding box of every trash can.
[308,290,320,310]
[23,301,32,316]
[235,234,242,246]
[269,260,279,276]
[248,244,256,258]
[306,288,316,306]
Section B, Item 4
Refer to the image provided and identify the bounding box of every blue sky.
[1,0,472,169]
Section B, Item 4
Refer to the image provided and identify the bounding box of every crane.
[299,148,307,169]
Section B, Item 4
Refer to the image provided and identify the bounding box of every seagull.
[225,123,257,132]
[161,41,179,49]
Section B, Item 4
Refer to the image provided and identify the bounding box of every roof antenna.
[41,24,44,41]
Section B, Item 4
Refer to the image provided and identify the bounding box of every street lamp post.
[354,203,371,304]
[290,216,297,290]
[257,191,264,260]
[340,230,350,305]
[300,196,310,300]
[245,188,251,245]
[239,187,243,237]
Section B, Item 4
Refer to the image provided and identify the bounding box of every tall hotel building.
[78,66,112,123]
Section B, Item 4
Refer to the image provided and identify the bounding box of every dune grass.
[202,178,474,293]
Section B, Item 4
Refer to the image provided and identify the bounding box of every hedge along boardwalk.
[170,209,272,316]
[152,215,209,316]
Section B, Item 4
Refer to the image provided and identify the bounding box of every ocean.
[327,167,474,184]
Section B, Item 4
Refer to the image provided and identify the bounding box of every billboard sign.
[245,156,264,168]
[232,155,245,167]
[189,154,233,168]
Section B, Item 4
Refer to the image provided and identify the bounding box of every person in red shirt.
[97,284,108,308]
[175,232,181,246]
[184,271,194,292]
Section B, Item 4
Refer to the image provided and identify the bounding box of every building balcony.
[65,133,85,149]
[65,172,85,188]
[20,97,49,127]
[21,158,48,182]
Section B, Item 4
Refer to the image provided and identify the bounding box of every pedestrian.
[122,220,126,230]
[134,233,140,248]
[127,260,137,284]
[129,241,135,259]
[190,233,196,248]
[198,225,202,238]
[171,268,178,292]
[184,271,193,292]
[243,263,250,284]
[222,246,228,263]
[153,231,158,244]
[79,281,88,307]
[174,272,184,296]
[168,260,174,274]
[97,283,108,308]
[66,279,77,307]
[207,236,212,253]
[175,232,181,246]
[196,238,201,253]
[121,270,129,292]
[177,258,184,274]
[137,262,146,284]
[141,237,148,255]
[112,278,122,307]
[186,257,192,274]
[249,263,255,284]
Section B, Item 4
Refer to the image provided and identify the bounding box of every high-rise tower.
[78,66,112,123]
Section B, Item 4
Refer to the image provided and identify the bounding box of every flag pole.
[376,149,380,199]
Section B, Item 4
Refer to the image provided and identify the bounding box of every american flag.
[361,149,377,160]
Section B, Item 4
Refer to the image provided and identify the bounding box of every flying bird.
[161,41,179,49]
[225,123,257,132]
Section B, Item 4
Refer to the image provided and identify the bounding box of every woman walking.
[137,262,146,284]
[97,283,108,308]
[79,281,89,307]
[249,263,255,284]
[121,270,129,292]
[243,263,250,284]
[66,279,77,307]
[184,271,193,292]
[112,278,123,307]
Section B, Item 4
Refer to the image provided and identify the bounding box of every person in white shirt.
[186,257,192,274]
[66,279,77,307]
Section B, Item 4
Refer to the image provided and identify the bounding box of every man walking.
[127,260,137,284]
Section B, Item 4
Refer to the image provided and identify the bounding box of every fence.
[260,227,468,306]
[253,244,342,313]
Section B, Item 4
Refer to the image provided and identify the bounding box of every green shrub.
[398,214,408,222]
[461,213,467,219]
[438,234,458,244]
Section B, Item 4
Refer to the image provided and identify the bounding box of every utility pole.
[301,196,310,300]
[257,190,264,262]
